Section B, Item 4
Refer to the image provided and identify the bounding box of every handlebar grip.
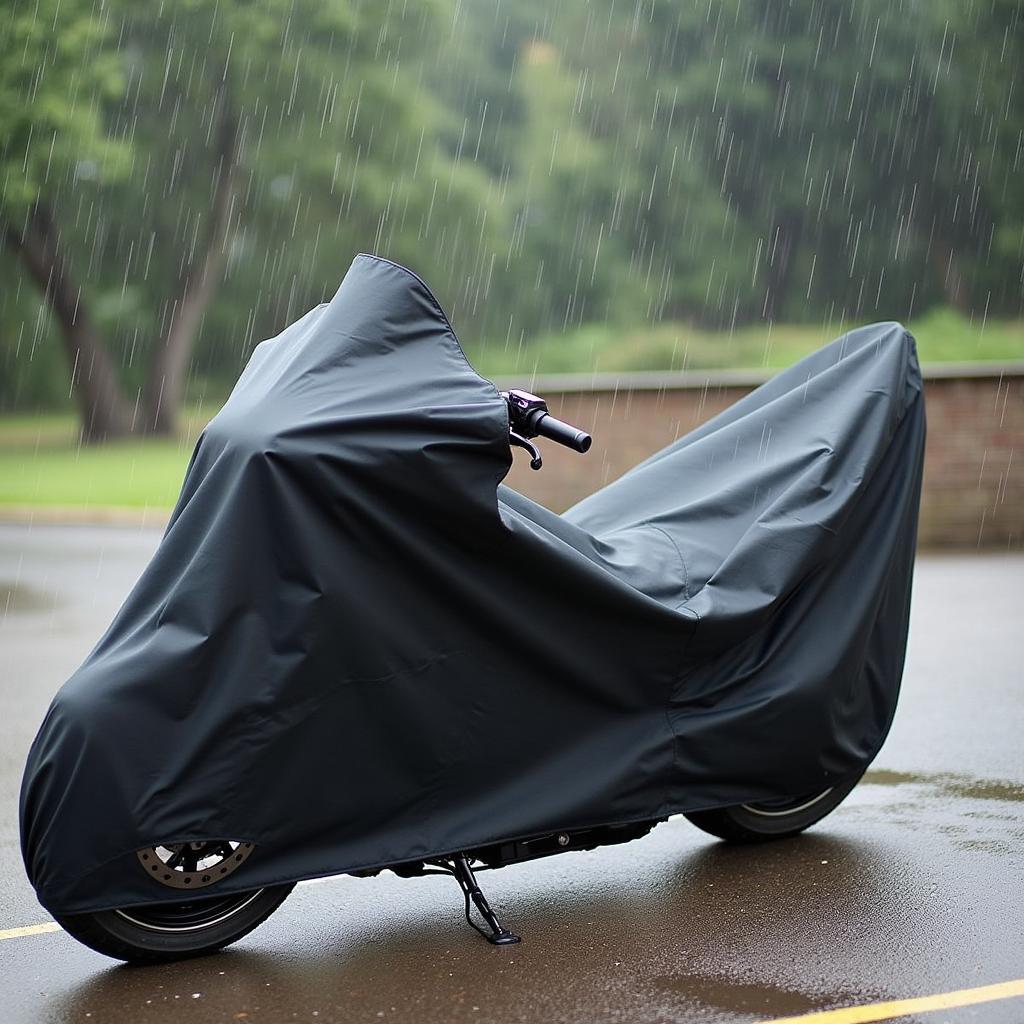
[535,413,592,453]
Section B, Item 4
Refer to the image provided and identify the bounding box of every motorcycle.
[20,254,926,964]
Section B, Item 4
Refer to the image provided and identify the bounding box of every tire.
[54,884,295,964]
[683,773,863,843]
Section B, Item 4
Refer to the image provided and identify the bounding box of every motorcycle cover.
[21,254,926,914]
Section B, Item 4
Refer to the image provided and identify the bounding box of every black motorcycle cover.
[21,254,925,914]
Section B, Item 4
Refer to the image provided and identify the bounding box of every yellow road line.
[0,922,62,941]
[767,978,1024,1024]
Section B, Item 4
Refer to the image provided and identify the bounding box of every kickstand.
[447,854,521,945]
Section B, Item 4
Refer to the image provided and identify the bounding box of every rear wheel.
[683,773,863,843]
[53,840,295,964]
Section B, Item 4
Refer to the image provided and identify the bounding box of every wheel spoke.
[137,839,255,890]
[165,846,187,870]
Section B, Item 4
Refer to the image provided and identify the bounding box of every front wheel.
[54,884,295,964]
[683,773,863,843]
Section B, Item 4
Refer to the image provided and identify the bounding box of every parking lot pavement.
[1,524,1022,1024]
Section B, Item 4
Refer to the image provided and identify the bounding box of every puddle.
[863,768,1024,803]
[649,970,867,1021]
[958,838,1014,854]
[945,779,1024,802]
[1,581,54,614]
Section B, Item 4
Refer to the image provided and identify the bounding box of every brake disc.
[137,840,255,890]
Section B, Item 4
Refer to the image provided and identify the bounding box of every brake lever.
[509,430,543,470]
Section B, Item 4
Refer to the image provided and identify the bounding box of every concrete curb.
[0,505,171,529]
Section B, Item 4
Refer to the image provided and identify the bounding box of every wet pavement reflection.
[1,530,1022,1023]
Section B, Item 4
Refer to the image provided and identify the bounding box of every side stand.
[448,854,521,945]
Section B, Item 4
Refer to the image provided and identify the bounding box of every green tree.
[2,0,502,438]
[448,0,1023,330]
[692,0,1024,320]
[1,0,132,437]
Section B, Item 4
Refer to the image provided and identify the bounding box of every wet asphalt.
[0,523,1022,1024]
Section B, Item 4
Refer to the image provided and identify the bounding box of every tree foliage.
[2,0,1021,429]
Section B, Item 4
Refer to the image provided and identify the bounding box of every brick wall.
[498,365,1023,550]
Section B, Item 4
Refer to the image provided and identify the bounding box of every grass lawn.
[0,406,213,512]
[467,307,1024,376]
[0,438,195,511]
[1,309,1020,512]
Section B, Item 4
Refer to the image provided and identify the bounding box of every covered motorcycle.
[21,254,925,958]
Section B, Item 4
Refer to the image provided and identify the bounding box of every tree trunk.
[143,101,239,436]
[4,205,133,442]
